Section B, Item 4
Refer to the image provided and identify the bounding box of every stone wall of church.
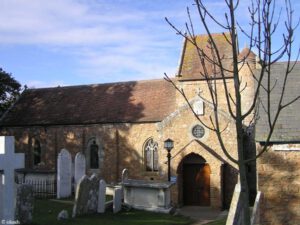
[257,145,300,225]
[0,123,163,184]
[1,95,240,208]
[1,70,258,209]
[157,95,239,208]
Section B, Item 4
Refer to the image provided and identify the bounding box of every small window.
[90,140,99,169]
[144,138,159,172]
[192,125,205,138]
[33,139,41,166]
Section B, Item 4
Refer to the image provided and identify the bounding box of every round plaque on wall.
[192,125,205,138]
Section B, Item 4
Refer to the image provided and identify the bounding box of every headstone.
[97,179,106,213]
[251,191,262,225]
[72,174,99,217]
[0,136,25,222]
[15,184,34,224]
[57,210,69,220]
[113,188,122,213]
[226,181,243,225]
[57,149,72,199]
[121,168,129,182]
[74,152,86,191]
[0,173,3,220]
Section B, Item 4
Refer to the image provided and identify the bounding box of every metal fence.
[17,179,57,199]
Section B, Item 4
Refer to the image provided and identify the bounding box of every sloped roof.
[177,33,234,80]
[0,79,176,126]
[256,62,300,142]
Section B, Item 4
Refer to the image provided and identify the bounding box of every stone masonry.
[257,145,300,225]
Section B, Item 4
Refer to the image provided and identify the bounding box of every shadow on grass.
[31,199,193,225]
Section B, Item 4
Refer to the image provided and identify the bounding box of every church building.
[0,33,258,209]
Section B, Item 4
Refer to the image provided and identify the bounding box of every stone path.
[177,206,228,225]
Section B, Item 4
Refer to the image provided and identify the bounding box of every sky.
[0,0,299,88]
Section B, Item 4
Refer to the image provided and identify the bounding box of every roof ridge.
[27,78,167,91]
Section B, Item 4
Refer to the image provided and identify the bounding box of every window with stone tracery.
[144,138,158,171]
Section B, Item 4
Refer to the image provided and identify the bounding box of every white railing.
[17,178,56,198]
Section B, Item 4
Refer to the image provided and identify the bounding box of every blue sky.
[0,0,299,88]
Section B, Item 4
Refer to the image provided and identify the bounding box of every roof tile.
[0,79,176,126]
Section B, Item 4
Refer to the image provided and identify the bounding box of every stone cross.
[0,136,25,221]
[74,152,86,191]
[57,149,72,199]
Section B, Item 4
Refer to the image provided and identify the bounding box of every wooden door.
[183,163,210,206]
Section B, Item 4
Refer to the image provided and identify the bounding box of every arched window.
[86,137,104,170]
[144,138,159,171]
[33,139,41,166]
[90,140,99,169]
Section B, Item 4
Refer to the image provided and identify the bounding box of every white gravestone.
[113,188,122,213]
[74,152,86,191]
[121,168,129,182]
[0,136,25,222]
[0,173,3,220]
[251,191,262,225]
[57,149,72,199]
[97,179,106,213]
[226,181,243,225]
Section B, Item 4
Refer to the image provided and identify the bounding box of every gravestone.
[0,136,25,222]
[121,168,129,182]
[74,152,86,191]
[97,179,106,213]
[57,149,72,199]
[15,184,34,224]
[226,181,243,225]
[113,188,122,213]
[0,172,3,220]
[250,191,262,225]
[72,174,99,217]
[57,210,69,220]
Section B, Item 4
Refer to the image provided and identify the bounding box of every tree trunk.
[238,158,251,225]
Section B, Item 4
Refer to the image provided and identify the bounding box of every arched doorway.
[181,153,211,206]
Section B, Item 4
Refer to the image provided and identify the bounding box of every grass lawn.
[31,198,193,225]
[203,218,226,225]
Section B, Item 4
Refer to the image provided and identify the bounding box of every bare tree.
[165,0,299,224]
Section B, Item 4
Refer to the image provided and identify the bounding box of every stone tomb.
[0,136,25,222]
[72,174,99,217]
[74,152,86,191]
[123,179,174,213]
[57,149,72,199]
